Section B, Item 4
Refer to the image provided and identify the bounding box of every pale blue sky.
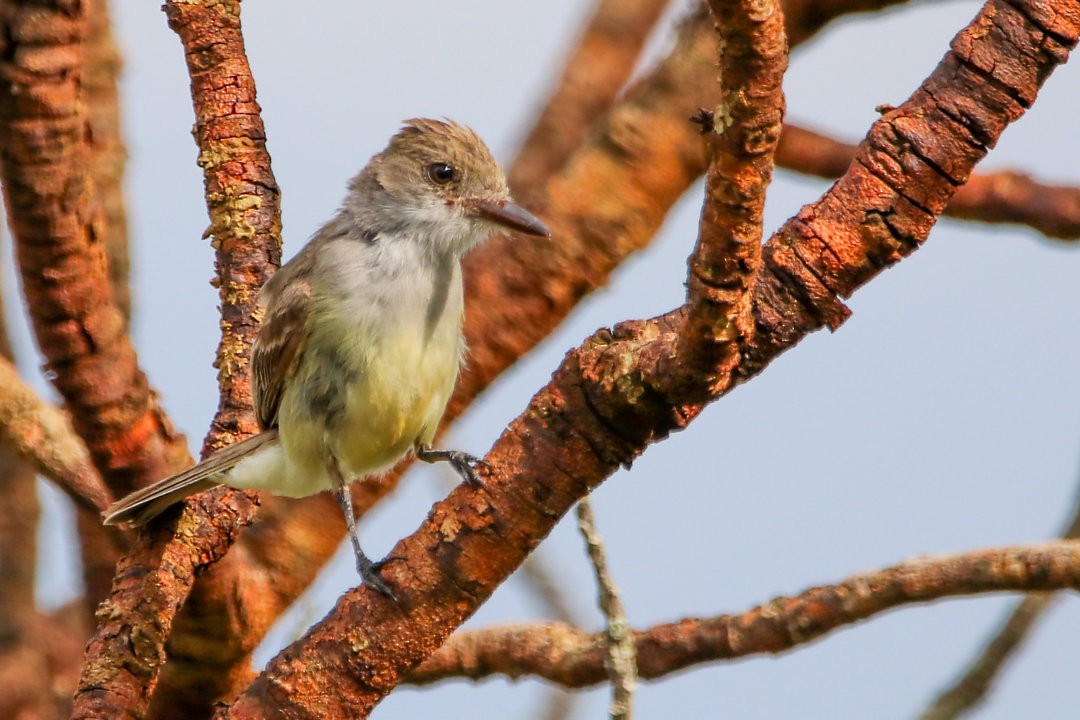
[17,1,1080,717]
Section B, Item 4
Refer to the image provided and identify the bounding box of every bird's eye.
[427,163,455,184]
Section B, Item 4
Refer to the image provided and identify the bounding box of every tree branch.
[777,123,1080,240]
[71,1,280,718]
[219,1,1078,716]
[677,0,786,396]
[0,0,190,497]
[0,356,113,514]
[407,541,1080,687]
[509,0,670,197]
[576,499,637,719]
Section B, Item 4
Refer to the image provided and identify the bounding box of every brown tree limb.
[159,3,954,710]
[777,123,1080,239]
[407,541,1080,687]
[508,0,670,197]
[0,0,190,496]
[678,0,785,396]
[781,0,915,46]
[218,1,1078,716]
[0,355,113,514]
[85,0,131,319]
[918,482,1080,719]
[71,1,280,718]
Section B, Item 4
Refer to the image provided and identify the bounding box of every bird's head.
[355,118,549,257]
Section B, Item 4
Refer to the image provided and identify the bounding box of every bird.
[104,118,550,598]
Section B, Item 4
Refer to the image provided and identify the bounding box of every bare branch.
[509,0,670,196]
[777,123,1080,240]
[219,2,1079,716]
[0,0,191,497]
[409,541,1080,687]
[577,499,636,719]
[71,0,280,717]
[676,0,786,398]
[0,356,112,514]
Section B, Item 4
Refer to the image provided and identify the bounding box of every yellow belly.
[334,325,461,476]
[273,312,463,495]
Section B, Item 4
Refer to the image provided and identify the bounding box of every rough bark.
[70,1,280,718]
[0,0,191,498]
[218,1,1079,716]
[408,541,1080,686]
[777,123,1080,239]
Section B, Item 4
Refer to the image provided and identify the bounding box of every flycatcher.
[104,118,550,597]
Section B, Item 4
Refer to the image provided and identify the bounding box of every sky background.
[8,0,1079,717]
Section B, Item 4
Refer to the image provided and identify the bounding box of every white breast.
[273,236,465,494]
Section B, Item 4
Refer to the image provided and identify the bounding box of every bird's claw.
[355,553,399,601]
[416,446,490,490]
[449,451,489,490]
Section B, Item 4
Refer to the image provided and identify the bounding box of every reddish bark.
[85,0,130,318]
[71,1,280,718]
[408,541,1080,686]
[777,123,1080,239]
[0,0,190,497]
[781,0,915,46]
[509,0,670,196]
[218,1,1078,716]
[680,0,786,395]
[156,3,975,709]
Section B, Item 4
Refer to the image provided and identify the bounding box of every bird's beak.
[468,198,550,237]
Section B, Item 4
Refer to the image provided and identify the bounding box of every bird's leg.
[415,444,488,489]
[329,462,397,600]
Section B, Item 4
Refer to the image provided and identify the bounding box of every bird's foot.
[416,446,489,490]
[354,552,401,601]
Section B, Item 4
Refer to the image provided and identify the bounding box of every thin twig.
[408,541,1080,687]
[577,499,637,720]
[918,482,1080,719]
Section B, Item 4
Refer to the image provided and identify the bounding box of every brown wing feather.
[253,271,312,430]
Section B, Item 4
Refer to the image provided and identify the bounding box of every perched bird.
[104,118,550,597]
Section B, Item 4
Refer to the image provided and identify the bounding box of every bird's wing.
[252,264,313,430]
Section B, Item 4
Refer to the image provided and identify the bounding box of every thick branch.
[71,1,280,718]
[678,0,786,397]
[408,542,1080,687]
[777,123,1080,239]
[0,356,112,513]
[0,0,190,496]
[85,0,131,319]
[220,1,1078,716]
[509,0,670,196]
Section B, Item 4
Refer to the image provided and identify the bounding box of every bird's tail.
[103,429,279,526]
